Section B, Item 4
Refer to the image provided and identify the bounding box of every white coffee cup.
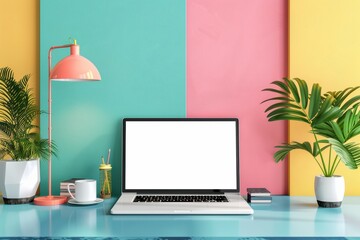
[67,179,97,202]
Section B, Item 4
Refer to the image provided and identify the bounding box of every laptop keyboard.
[133,195,229,202]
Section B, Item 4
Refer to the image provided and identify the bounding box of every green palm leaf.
[268,115,309,123]
[274,141,317,162]
[331,87,360,108]
[336,105,360,141]
[294,78,309,109]
[314,105,360,143]
[328,138,360,169]
[0,67,55,161]
[312,122,336,139]
[266,108,307,119]
[262,78,310,124]
[311,107,342,126]
[285,78,300,103]
[308,83,321,120]
[341,95,360,110]
[264,102,301,113]
[311,95,337,125]
[271,80,290,93]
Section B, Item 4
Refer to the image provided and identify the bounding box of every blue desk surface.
[1,196,360,238]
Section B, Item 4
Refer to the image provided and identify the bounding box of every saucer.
[68,198,104,205]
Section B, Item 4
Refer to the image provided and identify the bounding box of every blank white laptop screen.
[124,119,238,191]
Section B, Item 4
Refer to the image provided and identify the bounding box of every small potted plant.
[262,78,360,207]
[0,67,56,204]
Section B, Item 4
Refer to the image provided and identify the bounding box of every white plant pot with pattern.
[0,159,40,204]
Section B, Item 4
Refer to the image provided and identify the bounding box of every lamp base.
[34,195,68,206]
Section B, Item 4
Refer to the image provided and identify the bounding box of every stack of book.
[247,188,272,203]
[60,178,84,198]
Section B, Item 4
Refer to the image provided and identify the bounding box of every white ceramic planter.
[0,159,40,204]
[314,175,344,208]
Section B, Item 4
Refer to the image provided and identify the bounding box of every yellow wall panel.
[0,0,39,103]
[0,0,39,196]
[289,0,360,195]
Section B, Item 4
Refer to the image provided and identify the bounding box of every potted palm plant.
[262,78,360,208]
[0,67,55,204]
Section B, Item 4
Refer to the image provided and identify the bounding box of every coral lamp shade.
[50,45,101,81]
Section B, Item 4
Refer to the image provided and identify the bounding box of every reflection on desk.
[0,196,360,238]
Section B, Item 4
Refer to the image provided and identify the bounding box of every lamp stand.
[34,44,76,206]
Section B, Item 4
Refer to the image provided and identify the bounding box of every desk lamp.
[34,40,101,206]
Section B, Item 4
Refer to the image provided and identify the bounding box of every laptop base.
[111,193,254,215]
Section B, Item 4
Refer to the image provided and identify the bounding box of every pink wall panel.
[187,0,288,194]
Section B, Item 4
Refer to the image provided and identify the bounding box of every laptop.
[110,118,253,215]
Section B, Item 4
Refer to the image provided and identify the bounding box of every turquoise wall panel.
[40,0,186,196]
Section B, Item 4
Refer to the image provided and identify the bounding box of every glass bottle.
[99,163,112,199]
